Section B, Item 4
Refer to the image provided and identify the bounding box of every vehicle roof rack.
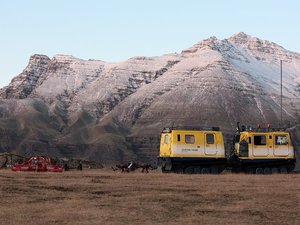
[162,126,220,132]
[241,127,286,132]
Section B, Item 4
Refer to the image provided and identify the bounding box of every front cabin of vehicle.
[232,125,296,173]
[159,127,227,174]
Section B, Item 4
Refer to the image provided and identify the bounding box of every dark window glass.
[275,135,288,145]
[177,134,181,142]
[206,134,214,144]
[185,135,195,144]
[254,135,266,145]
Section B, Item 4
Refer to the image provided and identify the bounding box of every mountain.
[1,32,300,167]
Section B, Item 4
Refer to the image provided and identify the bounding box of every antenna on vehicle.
[280,60,283,127]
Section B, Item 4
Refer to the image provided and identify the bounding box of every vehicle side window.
[254,135,266,145]
[177,134,181,142]
[275,135,288,145]
[206,134,214,144]
[164,135,169,144]
[185,135,195,144]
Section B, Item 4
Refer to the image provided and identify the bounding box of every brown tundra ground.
[0,169,299,225]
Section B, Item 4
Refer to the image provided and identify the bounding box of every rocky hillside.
[0,32,300,165]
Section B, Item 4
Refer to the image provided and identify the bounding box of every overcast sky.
[1,0,299,88]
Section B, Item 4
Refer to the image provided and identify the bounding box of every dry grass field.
[0,169,299,225]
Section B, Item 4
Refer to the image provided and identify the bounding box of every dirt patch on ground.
[0,169,299,225]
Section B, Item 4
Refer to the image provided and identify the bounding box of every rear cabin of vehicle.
[231,124,296,174]
[158,127,227,174]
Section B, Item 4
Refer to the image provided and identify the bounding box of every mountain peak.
[228,32,253,44]
[30,54,50,61]
[227,32,287,56]
[231,32,252,38]
[28,54,51,66]
[52,54,80,62]
[181,36,221,54]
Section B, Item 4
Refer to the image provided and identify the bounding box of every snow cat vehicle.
[229,122,296,174]
[157,126,227,174]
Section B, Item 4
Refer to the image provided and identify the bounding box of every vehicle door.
[252,134,268,156]
[273,134,289,156]
[204,133,217,155]
[160,134,172,156]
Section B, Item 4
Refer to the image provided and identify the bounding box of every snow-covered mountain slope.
[0,32,300,164]
[112,33,300,134]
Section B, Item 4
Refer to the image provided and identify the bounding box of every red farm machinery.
[11,156,63,172]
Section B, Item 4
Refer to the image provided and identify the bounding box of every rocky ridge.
[0,32,300,166]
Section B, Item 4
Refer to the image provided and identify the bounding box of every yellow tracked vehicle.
[157,127,227,174]
[229,123,296,174]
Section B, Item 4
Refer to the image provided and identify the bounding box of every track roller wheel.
[185,167,194,174]
[211,166,219,174]
[246,167,255,174]
[263,167,272,175]
[271,167,279,174]
[255,167,263,174]
[279,166,288,174]
[194,167,201,174]
[201,167,210,174]
[231,167,241,173]
[174,167,184,174]
[287,164,295,172]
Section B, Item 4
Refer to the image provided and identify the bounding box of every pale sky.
[1,0,299,88]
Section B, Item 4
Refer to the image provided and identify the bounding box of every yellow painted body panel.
[236,131,294,159]
[160,130,226,158]
[160,133,171,157]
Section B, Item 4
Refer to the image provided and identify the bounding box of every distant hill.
[1,32,300,166]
